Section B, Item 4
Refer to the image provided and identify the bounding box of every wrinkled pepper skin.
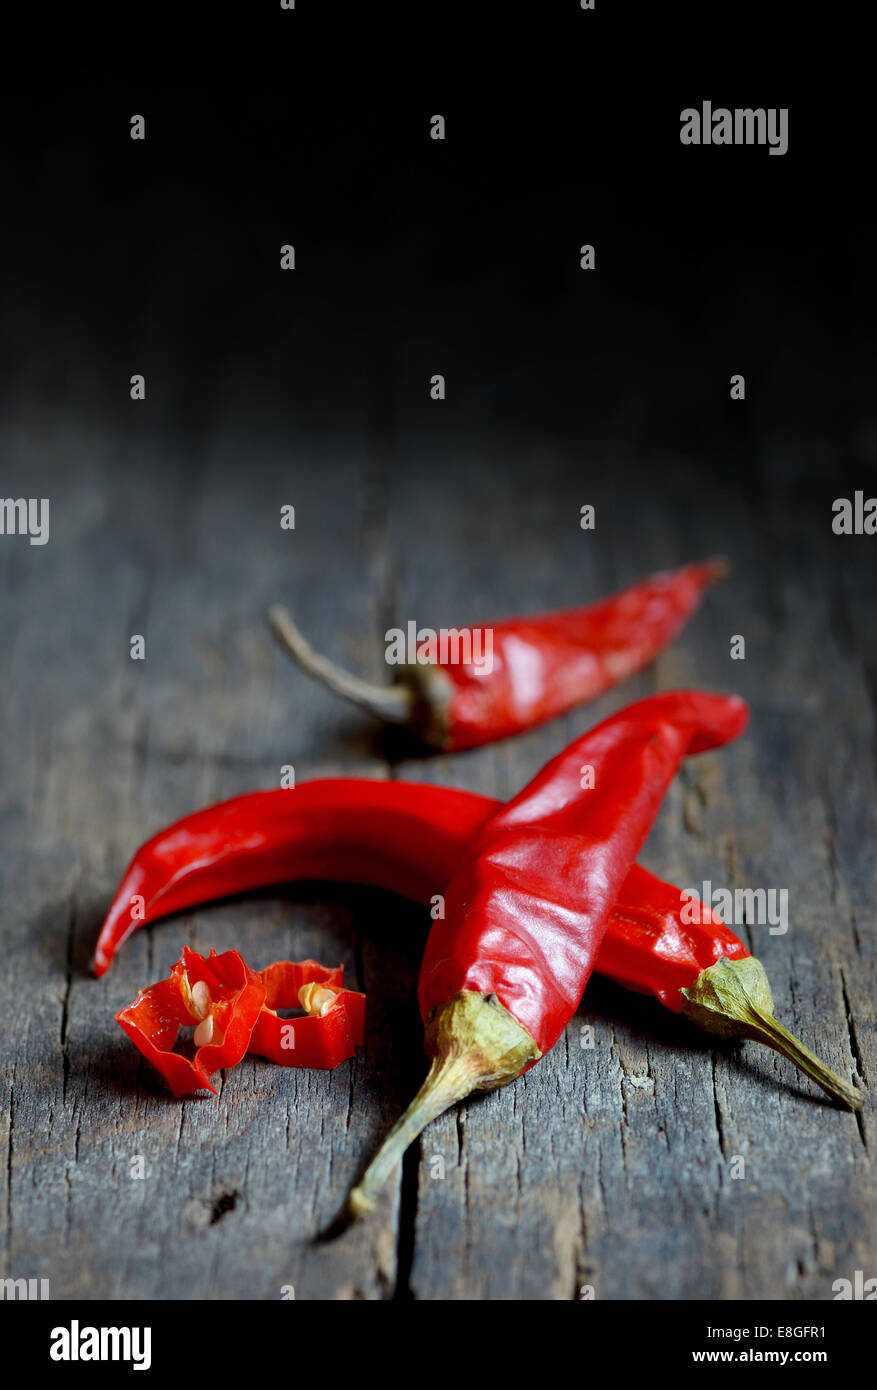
[593,865,747,1011]
[418,691,749,1057]
[95,776,748,1013]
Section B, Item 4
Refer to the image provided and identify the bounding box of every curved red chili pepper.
[415,691,750,1057]
[269,560,728,750]
[92,779,485,975]
[94,779,746,994]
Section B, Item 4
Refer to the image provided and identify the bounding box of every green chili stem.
[348,991,540,1220]
[681,956,864,1110]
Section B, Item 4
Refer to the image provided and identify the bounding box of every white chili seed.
[193,1014,214,1048]
[298,983,339,1016]
[190,980,211,1020]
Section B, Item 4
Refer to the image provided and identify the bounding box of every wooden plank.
[380,428,876,1300]
[0,399,426,1299]
[2,409,875,1300]
[2,384,875,1300]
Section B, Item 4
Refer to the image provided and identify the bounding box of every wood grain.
[0,393,874,1300]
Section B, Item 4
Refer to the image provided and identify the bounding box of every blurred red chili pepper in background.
[268,560,727,750]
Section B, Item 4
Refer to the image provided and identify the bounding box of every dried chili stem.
[681,956,863,1110]
[348,991,539,1220]
[268,604,414,724]
[703,556,731,583]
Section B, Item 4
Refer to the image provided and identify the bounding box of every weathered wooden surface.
[1,411,874,1301]
[1,88,875,1300]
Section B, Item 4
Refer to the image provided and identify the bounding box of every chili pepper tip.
[347,1188,376,1223]
[681,956,865,1110]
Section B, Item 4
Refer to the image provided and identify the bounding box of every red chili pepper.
[116,951,365,1094]
[96,775,862,1110]
[347,690,754,1215]
[250,960,365,1068]
[115,947,266,1098]
[92,779,484,975]
[268,560,727,750]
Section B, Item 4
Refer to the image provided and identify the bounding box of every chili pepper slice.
[346,690,751,1215]
[95,777,863,1110]
[249,959,365,1067]
[115,947,266,1098]
[268,560,727,751]
[116,951,365,1093]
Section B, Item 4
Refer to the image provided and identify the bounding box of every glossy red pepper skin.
[418,691,749,1057]
[348,691,750,1216]
[115,947,266,1098]
[436,562,729,750]
[92,780,485,975]
[589,864,747,1011]
[103,736,862,1126]
[250,960,365,1067]
[270,561,727,751]
[94,779,747,1011]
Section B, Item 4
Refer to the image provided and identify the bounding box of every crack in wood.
[839,968,867,1150]
[60,895,76,1108]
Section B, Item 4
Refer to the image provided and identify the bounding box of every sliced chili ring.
[115,947,266,1098]
[249,958,365,1068]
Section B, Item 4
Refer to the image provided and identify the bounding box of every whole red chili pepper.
[268,560,727,750]
[95,777,862,1109]
[346,690,752,1215]
[115,947,266,1098]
